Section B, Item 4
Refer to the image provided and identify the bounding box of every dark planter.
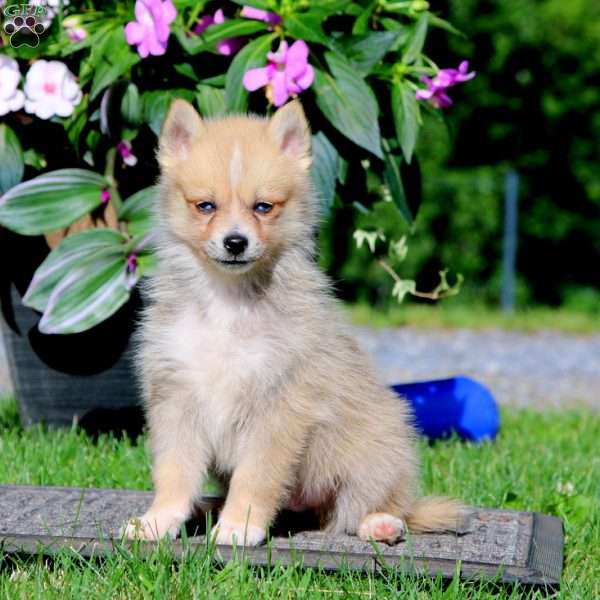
[0,229,143,432]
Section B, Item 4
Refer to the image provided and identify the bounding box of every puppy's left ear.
[269,100,311,169]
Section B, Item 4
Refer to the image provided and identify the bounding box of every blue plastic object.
[390,376,500,442]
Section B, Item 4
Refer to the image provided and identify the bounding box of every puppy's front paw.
[211,520,266,546]
[121,510,186,541]
[358,513,406,545]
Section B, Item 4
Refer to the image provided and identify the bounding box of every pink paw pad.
[358,513,406,545]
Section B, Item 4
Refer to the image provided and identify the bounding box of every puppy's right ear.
[158,99,203,169]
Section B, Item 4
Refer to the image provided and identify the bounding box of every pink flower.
[124,0,177,59]
[117,140,138,167]
[416,60,475,109]
[240,6,281,27]
[243,40,314,107]
[101,189,111,203]
[67,27,87,42]
[194,9,243,56]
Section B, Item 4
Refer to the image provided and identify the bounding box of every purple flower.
[126,254,138,290]
[117,140,138,167]
[243,40,314,107]
[194,8,243,56]
[416,60,475,109]
[101,189,111,204]
[240,6,281,27]
[124,0,177,59]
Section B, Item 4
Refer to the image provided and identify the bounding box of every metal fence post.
[502,169,519,312]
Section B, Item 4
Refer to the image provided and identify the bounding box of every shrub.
[0,0,470,333]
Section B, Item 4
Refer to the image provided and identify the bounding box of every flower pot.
[0,229,142,430]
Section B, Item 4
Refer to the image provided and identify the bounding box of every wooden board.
[0,485,563,586]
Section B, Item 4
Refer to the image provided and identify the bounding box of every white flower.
[0,56,25,117]
[24,60,82,120]
[29,0,70,27]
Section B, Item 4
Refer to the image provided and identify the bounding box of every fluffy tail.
[405,496,468,533]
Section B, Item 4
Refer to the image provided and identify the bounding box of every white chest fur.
[160,296,291,470]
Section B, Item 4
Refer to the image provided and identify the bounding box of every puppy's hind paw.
[358,513,406,545]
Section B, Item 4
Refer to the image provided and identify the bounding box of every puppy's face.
[158,100,312,275]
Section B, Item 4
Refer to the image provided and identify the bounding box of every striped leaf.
[0,169,107,235]
[118,185,159,237]
[23,229,128,313]
[38,251,131,335]
[0,124,24,194]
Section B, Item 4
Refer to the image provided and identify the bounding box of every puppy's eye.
[196,201,216,214]
[254,201,273,215]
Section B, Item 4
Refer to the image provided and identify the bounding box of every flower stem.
[104,146,122,215]
[378,258,460,300]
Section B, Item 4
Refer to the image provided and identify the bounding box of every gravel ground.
[354,327,600,411]
[1,328,599,410]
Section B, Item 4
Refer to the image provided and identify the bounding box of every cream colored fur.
[123,100,463,546]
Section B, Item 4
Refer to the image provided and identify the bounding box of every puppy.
[124,99,463,546]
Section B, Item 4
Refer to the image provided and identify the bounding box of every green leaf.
[311,132,340,214]
[392,278,417,303]
[230,0,270,9]
[392,81,420,163]
[338,31,402,75]
[174,19,267,55]
[174,63,199,82]
[309,0,349,18]
[352,0,377,34]
[383,145,413,225]
[0,169,107,236]
[118,185,159,237]
[23,229,128,312]
[121,83,142,126]
[142,89,195,136]
[314,53,382,158]
[196,84,226,118]
[38,252,132,335]
[402,13,428,64]
[0,124,24,194]
[64,94,90,153]
[284,13,331,48]
[90,29,140,101]
[226,33,276,112]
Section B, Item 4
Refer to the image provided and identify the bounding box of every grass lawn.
[0,397,598,599]
[345,303,600,334]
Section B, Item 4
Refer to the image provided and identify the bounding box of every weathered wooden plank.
[0,485,563,586]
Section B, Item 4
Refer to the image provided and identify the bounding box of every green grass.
[0,397,598,599]
[345,303,600,334]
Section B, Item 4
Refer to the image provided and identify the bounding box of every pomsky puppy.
[124,99,463,546]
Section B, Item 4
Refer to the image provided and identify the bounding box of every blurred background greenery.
[322,0,600,323]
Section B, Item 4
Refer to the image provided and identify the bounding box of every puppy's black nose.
[223,235,248,256]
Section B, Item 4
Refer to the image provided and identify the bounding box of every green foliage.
[0,0,466,333]
[418,0,600,307]
[0,169,107,235]
[0,124,24,194]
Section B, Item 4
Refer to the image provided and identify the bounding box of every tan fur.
[123,100,464,545]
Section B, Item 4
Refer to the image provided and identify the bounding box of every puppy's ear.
[268,100,311,169]
[158,99,203,169]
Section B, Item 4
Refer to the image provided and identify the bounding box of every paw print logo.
[3,14,46,48]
